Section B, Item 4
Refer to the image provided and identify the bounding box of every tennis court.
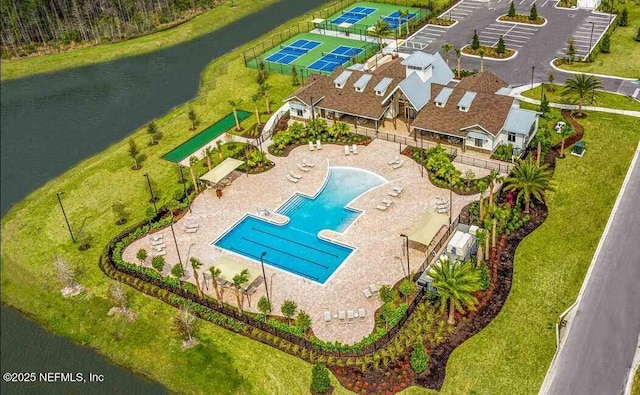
[330,6,376,25]
[382,10,418,29]
[322,1,423,34]
[308,45,364,72]
[264,39,321,65]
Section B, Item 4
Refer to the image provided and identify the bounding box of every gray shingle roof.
[503,108,537,135]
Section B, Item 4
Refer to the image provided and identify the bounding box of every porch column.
[375,120,379,132]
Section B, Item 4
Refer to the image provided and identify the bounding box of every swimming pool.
[213,167,386,283]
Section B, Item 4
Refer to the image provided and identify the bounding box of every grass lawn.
[0,2,355,393]
[557,5,640,78]
[0,0,279,81]
[633,369,640,395]
[522,84,640,112]
[398,108,640,394]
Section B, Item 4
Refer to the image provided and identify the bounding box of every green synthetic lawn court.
[323,1,423,33]
[246,32,374,75]
[162,110,251,163]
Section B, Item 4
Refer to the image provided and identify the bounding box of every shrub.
[171,263,184,279]
[410,340,429,374]
[136,249,148,264]
[529,4,537,20]
[257,296,271,315]
[280,299,297,323]
[600,33,610,53]
[296,310,312,333]
[471,30,480,50]
[310,363,331,393]
[151,256,166,272]
[379,284,396,303]
[399,278,416,301]
[479,262,490,290]
[508,1,516,17]
[497,36,506,54]
[619,8,628,27]
[493,144,514,161]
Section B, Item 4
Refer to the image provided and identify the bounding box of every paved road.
[542,146,640,395]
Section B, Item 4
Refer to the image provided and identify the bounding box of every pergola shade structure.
[408,212,449,252]
[211,256,261,290]
[199,158,244,185]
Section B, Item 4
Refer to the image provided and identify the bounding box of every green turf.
[162,110,251,163]
[522,84,640,112]
[323,1,424,33]
[247,32,375,75]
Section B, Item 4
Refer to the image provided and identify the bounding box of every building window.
[475,138,483,147]
[296,109,303,117]
[508,132,516,143]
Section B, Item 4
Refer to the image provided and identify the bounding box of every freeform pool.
[213,167,386,283]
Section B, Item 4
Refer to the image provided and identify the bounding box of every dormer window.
[374,77,393,97]
[353,74,373,93]
[333,70,352,90]
[457,91,476,113]
[458,106,468,112]
[436,101,444,108]
[335,83,344,89]
[433,87,453,108]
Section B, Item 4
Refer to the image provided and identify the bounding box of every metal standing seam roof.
[199,157,244,184]
[428,52,455,85]
[401,51,437,69]
[434,87,454,105]
[457,91,477,109]
[354,74,373,91]
[398,72,431,111]
[467,131,489,140]
[334,70,353,87]
[495,87,512,96]
[503,108,538,135]
[374,77,394,94]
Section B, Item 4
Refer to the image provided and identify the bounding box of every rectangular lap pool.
[213,167,386,284]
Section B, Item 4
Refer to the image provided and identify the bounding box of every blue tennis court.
[331,6,376,25]
[265,39,321,65]
[308,45,363,72]
[382,11,417,29]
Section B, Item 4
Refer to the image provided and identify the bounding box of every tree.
[310,364,331,394]
[151,256,166,273]
[128,139,142,170]
[496,36,506,54]
[399,278,416,302]
[379,284,396,304]
[216,140,224,162]
[530,4,538,20]
[147,122,161,145]
[476,179,489,222]
[251,93,263,126]
[296,310,312,333]
[441,43,453,66]
[370,20,392,50]
[508,1,516,17]
[190,257,203,298]
[619,8,628,27]
[487,169,504,208]
[475,229,486,264]
[209,266,223,303]
[52,256,76,289]
[136,249,148,265]
[471,30,480,50]
[504,159,554,213]
[111,200,129,225]
[455,47,462,78]
[329,121,349,140]
[188,156,200,194]
[204,147,214,171]
[636,27,640,42]
[562,73,603,116]
[280,299,297,324]
[260,82,272,114]
[540,94,550,115]
[410,339,429,374]
[108,282,133,321]
[398,9,411,37]
[558,124,573,158]
[257,59,267,85]
[547,71,555,90]
[188,109,198,131]
[600,33,610,53]
[478,47,486,72]
[427,258,482,325]
[291,65,300,86]
[172,307,197,343]
[257,296,271,315]
[566,38,576,64]
[232,269,250,314]
[171,263,184,279]
[228,99,243,131]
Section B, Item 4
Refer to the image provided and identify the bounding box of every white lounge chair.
[376,204,388,211]
[302,158,315,167]
[387,156,400,165]
[298,164,310,172]
[388,190,400,197]
[185,227,198,233]
[347,310,355,321]
[150,239,164,246]
[436,197,447,205]
[363,288,372,298]
[338,310,346,322]
[324,311,331,322]
[382,199,394,207]
[150,234,163,242]
[351,144,359,154]
[308,141,315,151]
[185,223,199,229]
[289,170,302,179]
[358,308,366,318]
[286,174,299,183]
[154,244,166,251]
[391,159,404,169]
[344,145,350,155]
[154,250,166,257]
[369,284,378,294]
[437,207,449,214]
[393,186,403,193]
[316,139,322,150]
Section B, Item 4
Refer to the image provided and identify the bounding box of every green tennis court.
[322,1,424,34]
[162,111,251,163]
[246,32,376,76]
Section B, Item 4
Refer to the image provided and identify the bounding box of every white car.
[554,121,566,133]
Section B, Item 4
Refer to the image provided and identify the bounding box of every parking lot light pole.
[178,165,192,213]
[170,222,183,269]
[588,22,595,61]
[56,192,76,243]
[531,66,535,89]
[143,173,158,213]
[400,234,410,280]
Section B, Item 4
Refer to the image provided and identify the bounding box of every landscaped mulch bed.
[462,45,515,59]
[498,15,546,25]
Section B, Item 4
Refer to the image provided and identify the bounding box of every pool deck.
[123,139,479,344]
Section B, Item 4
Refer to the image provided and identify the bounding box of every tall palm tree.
[562,74,603,116]
[190,257,203,299]
[559,124,573,158]
[370,20,392,51]
[259,83,271,114]
[428,258,482,325]
[204,147,214,171]
[251,93,263,126]
[189,156,200,193]
[478,48,486,72]
[476,179,488,222]
[455,47,462,78]
[441,43,453,67]
[227,99,243,131]
[487,170,504,208]
[503,159,554,213]
[475,229,486,265]
[232,269,250,314]
[215,140,224,162]
[209,266,223,303]
[398,9,410,37]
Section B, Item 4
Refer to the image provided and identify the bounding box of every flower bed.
[428,17,455,27]
[498,14,546,25]
[462,45,515,59]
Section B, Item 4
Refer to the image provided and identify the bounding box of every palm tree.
[370,20,392,51]
[215,140,224,162]
[478,48,486,72]
[455,47,462,78]
[475,229,486,265]
[260,82,272,114]
[330,121,349,140]
[189,156,200,193]
[209,266,223,303]
[504,159,554,213]
[204,147,214,171]
[398,9,410,37]
[190,257,203,299]
[559,124,573,158]
[232,269,250,314]
[441,43,453,67]
[476,179,488,222]
[487,169,504,208]
[427,258,482,325]
[251,93,263,126]
[562,74,603,116]
[228,99,243,131]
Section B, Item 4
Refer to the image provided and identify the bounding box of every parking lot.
[441,0,487,22]
[558,12,612,60]
[478,21,541,50]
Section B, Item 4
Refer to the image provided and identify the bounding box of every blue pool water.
[214,167,386,283]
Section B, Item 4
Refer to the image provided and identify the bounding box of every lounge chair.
[154,244,166,251]
[376,204,388,211]
[324,311,331,322]
[387,156,400,165]
[436,197,447,204]
[393,186,403,193]
[344,145,350,155]
[154,250,166,257]
[185,227,198,233]
[316,139,322,150]
[185,223,199,229]
[302,158,315,167]
[150,234,163,242]
[363,288,372,298]
[437,207,449,214]
[391,159,404,169]
[388,190,400,197]
[338,310,346,322]
[308,141,315,151]
[382,199,394,207]
[150,239,164,246]
[297,164,310,172]
[286,174,299,183]
[289,170,302,179]
[347,310,355,321]
[351,144,359,154]
[358,308,366,318]
[369,284,378,294]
